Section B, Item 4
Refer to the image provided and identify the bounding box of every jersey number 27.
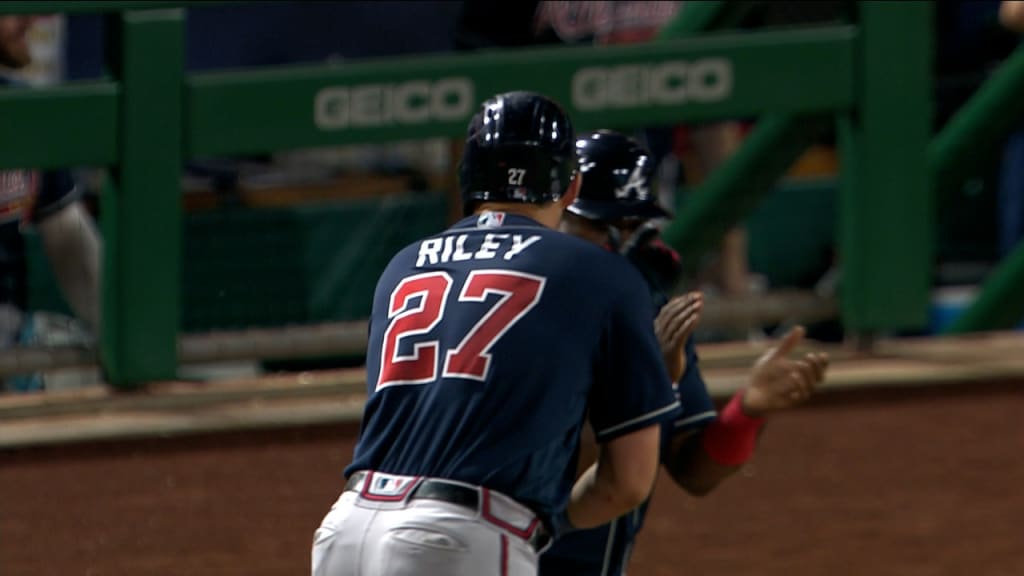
[377,270,545,389]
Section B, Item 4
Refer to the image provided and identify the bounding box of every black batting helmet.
[459,91,576,215]
[568,130,672,222]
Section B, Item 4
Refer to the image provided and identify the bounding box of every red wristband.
[701,390,766,466]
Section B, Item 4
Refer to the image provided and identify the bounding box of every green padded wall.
[27,192,448,332]
[181,192,448,331]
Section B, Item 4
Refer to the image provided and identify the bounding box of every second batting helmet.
[568,130,672,222]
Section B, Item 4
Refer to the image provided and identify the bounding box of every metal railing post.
[101,9,184,387]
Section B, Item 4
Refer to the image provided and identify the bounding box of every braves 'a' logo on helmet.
[615,164,651,202]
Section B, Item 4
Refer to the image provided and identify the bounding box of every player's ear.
[560,171,581,208]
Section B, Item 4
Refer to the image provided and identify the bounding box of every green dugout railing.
[658,1,933,335]
[933,44,1024,334]
[0,1,937,387]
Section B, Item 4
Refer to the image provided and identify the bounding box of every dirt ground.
[1,380,1022,576]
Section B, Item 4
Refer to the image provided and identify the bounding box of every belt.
[345,470,552,553]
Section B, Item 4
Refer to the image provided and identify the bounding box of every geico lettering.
[649,61,687,105]
[393,81,430,123]
[350,85,385,127]
[606,65,646,108]
[431,78,474,121]
[315,87,349,129]
[572,58,732,111]
[688,59,731,101]
[314,78,474,130]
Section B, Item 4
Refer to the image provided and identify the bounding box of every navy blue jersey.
[347,212,681,525]
[0,76,81,309]
[540,297,717,576]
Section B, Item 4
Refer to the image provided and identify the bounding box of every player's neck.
[560,214,609,247]
[475,203,562,230]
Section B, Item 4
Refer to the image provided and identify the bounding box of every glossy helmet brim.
[566,197,673,223]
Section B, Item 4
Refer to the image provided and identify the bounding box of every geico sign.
[572,58,732,111]
[314,78,474,130]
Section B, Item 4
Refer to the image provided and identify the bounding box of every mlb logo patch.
[477,211,506,228]
[363,472,419,500]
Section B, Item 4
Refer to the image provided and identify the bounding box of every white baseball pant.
[312,471,551,576]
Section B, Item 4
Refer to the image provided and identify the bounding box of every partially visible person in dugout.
[0,15,102,393]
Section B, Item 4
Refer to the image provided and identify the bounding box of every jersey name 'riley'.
[416,232,542,267]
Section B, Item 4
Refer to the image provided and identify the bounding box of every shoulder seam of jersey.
[596,400,680,438]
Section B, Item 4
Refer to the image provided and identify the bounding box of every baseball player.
[1,15,102,392]
[542,130,830,575]
[312,94,681,576]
